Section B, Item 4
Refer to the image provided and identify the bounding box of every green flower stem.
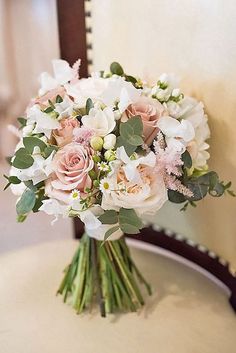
[57,233,151,316]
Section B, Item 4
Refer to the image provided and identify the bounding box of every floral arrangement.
[5,59,234,317]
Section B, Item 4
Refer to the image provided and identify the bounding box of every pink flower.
[28,87,66,109]
[46,143,94,203]
[124,96,164,145]
[53,117,80,147]
[73,126,94,145]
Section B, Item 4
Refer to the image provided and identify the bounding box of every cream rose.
[53,117,80,147]
[101,147,168,216]
[45,142,94,203]
[82,107,116,137]
[124,96,165,146]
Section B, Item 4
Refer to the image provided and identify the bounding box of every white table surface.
[0,239,236,353]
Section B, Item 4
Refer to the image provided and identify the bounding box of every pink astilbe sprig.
[154,135,193,197]
[164,174,193,197]
[71,59,81,84]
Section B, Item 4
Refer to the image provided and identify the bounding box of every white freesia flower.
[165,96,210,167]
[80,205,122,240]
[27,105,60,138]
[39,199,68,225]
[12,151,55,185]
[39,59,75,95]
[54,95,74,119]
[157,116,195,152]
[82,107,116,137]
[151,73,180,101]
[100,76,141,112]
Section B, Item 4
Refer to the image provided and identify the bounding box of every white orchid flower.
[27,105,60,138]
[54,95,74,119]
[39,59,75,95]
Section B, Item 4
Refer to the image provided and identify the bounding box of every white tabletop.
[0,240,235,353]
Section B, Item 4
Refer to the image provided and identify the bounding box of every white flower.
[103,134,116,150]
[97,161,110,172]
[151,73,180,102]
[100,177,114,194]
[27,105,60,138]
[65,76,108,103]
[100,76,141,112]
[39,59,75,95]
[12,151,55,185]
[69,189,81,211]
[54,95,74,119]
[82,107,116,137]
[39,199,68,225]
[157,116,195,152]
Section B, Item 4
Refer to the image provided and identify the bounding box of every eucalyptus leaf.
[103,225,120,242]
[120,223,140,234]
[125,75,137,84]
[56,95,63,103]
[86,98,94,115]
[119,208,143,229]
[168,190,186,203]
[116,136,137,156]
[44,145,58,159]
[127,116,143,135]
[17,117,27,129]
[98,210,118,224]
[128,135,143,146]
[12,148,34,169]
[23,136,47,154]
[16,188,36,215]
[44,106,54,113]
[181,150,192,169]
[110,62,124,76]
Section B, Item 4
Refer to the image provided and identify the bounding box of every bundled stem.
[57,233,151,317]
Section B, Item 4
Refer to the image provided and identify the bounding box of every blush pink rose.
[46,143,94,203]
[53,117,80,147]
[28,86,66,109]
[125,96,165,146]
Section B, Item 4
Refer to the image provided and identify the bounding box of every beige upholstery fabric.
[91,0,236,267]
[0,240,235,353]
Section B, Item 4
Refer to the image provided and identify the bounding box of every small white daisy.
[97,161,110,172]
[100,178,113,193]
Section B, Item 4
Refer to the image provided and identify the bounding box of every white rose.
[82,107,116,137]
[103,134,116,150]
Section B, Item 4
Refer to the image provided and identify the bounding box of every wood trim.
[56,0,88,77]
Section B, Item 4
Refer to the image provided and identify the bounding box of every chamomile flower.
[97,161,110,172]
[99,178,113,193]
[69,189,81,210]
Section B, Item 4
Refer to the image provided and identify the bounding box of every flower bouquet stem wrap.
[5,59,234,317]
[57,233,151,316]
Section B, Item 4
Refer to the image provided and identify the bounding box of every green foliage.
[103,225,120,243]
[168,190,187,203]
[17,117,27,129]
[117,116,144,156]
[56,95,63,103]
[3,175,21,190]
[181,150,192,169]
[23,136,47,154]
[16,188,36,216]
[98,210,118,224]
[12,148,34,169]
[86,98,94,114]
[125,75,137,84]
[119,208,143,234]
[43,145,58,158]
[110,62,124,76]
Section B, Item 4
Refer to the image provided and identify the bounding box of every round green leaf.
[16,188,36,215]
[110,62,124,76]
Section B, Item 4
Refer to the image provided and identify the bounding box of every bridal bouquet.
[5,60,233,316]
